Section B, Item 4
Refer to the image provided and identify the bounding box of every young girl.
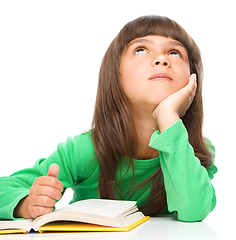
[0,15,217,222]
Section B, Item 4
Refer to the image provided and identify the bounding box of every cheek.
[120,74,142,100]
[180,73,190,88]
[175,64,191,89]
[120,64,145,97]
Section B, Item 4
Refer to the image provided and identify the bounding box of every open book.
[0,199,149,234]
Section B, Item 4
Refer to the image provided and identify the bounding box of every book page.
[0,219,33,231]
[57,199,137,219]
[32,199,143,230]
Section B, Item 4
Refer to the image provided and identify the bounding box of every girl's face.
[120,35,191,112]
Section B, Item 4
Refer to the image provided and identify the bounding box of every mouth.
[149,73,172,81]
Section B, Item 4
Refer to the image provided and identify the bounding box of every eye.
[134,47,148,55]
[169,50,181,57]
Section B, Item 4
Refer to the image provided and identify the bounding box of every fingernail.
[192,73,197,80]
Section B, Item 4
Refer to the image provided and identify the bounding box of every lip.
[149,73,172,81]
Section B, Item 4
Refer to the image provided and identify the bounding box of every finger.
[47,164,64,192]
[30,195,57,208]
[189,73,197,82]
[34,176,64,192]
[179,74,196,95]
[47,163,60,178]
[30,184,62,200]
[188,73,197,89]
[29,205,54,219]
[187,74,197,98]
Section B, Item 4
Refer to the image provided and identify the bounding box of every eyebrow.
[126,37,186,50]
[167,40,186,49]
[126,38,152,49]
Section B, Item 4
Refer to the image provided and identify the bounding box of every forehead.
[126,35,186,50]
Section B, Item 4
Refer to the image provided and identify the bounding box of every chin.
[151,93,172,104]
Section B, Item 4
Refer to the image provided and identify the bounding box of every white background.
[0,0,235,238]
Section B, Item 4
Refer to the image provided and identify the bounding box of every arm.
[151,74,217,221]
[0,136,81,220]
[14,164,63,219]
[149,120,217,222]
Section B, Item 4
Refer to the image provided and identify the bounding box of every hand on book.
[14,164,64,219]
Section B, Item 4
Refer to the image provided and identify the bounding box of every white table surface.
[0,216,217,240]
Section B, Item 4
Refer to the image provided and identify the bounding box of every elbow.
[176,199,216,222]
[177,210,208,222]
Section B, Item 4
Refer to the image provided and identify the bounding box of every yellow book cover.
[39,216,150,233]
[0,199,149,234]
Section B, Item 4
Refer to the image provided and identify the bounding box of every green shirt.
[0,120,217,222]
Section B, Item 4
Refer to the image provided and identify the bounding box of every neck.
[131,106,159,160]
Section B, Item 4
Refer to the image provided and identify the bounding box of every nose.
[151,55,170,67]
[155,60,169,66]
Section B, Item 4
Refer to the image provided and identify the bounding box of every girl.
[0,15,217,222]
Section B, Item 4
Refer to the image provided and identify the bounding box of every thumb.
[47,164,59,178]
[189,73,197,85]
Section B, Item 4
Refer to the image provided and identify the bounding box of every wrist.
[14,196,31,219]
[154,109,180,133]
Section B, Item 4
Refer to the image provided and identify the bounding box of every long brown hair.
[91,15,213,216]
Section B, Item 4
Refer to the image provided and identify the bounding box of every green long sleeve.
[149,120,217,222]
[0,134,99,220]
[0,121,217,221]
